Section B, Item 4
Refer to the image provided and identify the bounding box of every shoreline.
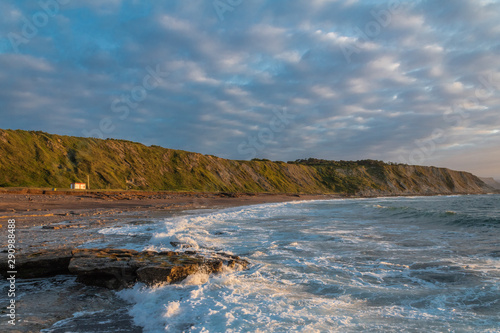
[1,190,497,332]
[0,191,338,332]
[0,191,341,230]
[0,190,345,332]
[1,189,496,230]
[1,189,496,256]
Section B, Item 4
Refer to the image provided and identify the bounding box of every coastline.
[1,188,496,230]
[0,191,341,230]
[2,189,495,256]
[0,190,339,332]
[1,190,498,331]
[2,191,327,332]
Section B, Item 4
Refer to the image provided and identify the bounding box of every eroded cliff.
[0,129,493,195]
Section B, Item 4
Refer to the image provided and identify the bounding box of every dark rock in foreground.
[10,249,73,278]
[1,248,248,290]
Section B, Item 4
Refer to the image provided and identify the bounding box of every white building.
[70,182,86,190]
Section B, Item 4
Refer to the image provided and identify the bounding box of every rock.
[170,241,193,248]
[1,248,249,290]
[69,249,140,290]
[0,249,72,278]
[136,264,200,285]
[42,223,84,230]
[218,192,240,198]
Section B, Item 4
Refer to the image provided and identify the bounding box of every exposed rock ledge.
[0,248,248,290]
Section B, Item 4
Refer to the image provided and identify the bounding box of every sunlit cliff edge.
[0,129,495,196]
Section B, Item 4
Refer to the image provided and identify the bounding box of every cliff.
[479,177,500,190]
[0,129,493,195]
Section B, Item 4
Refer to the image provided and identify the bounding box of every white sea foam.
[99,225,147,236]
[111,195,500,332]
[182,273,210,286]
[163,301,181,318]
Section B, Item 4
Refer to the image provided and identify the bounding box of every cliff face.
[0,129,493,195]
[479,177,500,190]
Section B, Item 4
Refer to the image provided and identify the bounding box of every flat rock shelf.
[1,248,249,290]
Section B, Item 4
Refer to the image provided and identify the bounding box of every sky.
[1,0,499,178]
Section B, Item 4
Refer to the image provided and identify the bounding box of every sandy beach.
[0,190,339,258]
[0,190,339,230]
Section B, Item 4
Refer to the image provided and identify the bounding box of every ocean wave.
[111,194,500,332]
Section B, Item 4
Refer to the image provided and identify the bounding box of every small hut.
[70,182,86,190]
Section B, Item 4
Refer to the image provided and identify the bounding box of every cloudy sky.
[1,0,499,178]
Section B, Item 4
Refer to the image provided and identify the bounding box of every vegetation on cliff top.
[0,129,492,195]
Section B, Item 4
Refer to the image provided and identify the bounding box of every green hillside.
[0,129,492,195]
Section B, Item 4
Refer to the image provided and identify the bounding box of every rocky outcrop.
[0,248,248,290]
[9,249,73,278]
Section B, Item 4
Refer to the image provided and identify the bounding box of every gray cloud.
[0,0,499,178]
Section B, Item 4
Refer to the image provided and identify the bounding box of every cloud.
[0,0,499,177]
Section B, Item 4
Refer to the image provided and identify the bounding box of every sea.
[10,194,498,332]
[91,194,500,332]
